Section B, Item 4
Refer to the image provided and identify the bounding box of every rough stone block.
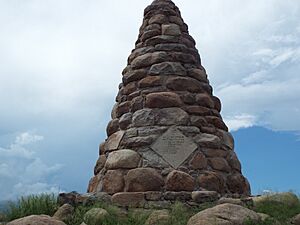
[155,108,189,126]
[145,92,183,108]
[148,62,186,76]
[189,152,207,170]
[103,170,125,194]
[105,149,140,169]
[132,109,156,127]
[125,168,164,192]
[166,170,195,191]
[208,157,231,172]
[192,191,220,203]
[138,76,162,88]
[162,24,181,36]
[112,192,145,207]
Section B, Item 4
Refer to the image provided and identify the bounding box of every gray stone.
[187,68,207,82]
[131,52,170,69]
[148,62,186,76]
[151,127,197,169]
[138,126,168,136]
[252,192,300,207]
[145,210,170,225]
[208,157,231,172]
[103,170,125,194]
[94,155,106,175]
[192,191,220,203]
[7,215,66,225]
[105,149,140,169]
[187,203,261,225]
[189,151,207,170]
[164,191,192,201]
[202,148,228,158]
[132,109,156,127]
[53,204,74,221]
[124,128,138,138]
[193,133,221,148]
[162,24,181,36]
[169,16,184,26]
[83,192,112,205]
[218,130,234,150]
[197,171,225,193]
[144,201,172,209]
[104,131,125,152]
[195,93,214,108]
[177,126,200,137]
[119,113,132,130]
[166,170,195,191]
[190,116,208,128]
[122,135,156,148]
[106,119,119,136]
[128,47,154,64]
[145,92,183,108]
[141,29,161,42]
[217,197,244,206]
[149,14,168,24]
[125,168,164,192]
[145,35,179,46]
[166,76,203,93]
[123,69,147,86]
[138,148,170,168]
[112,192,145,207]
[155,43,188,52]
[155,108,189,126]
[292,213,300,225]
[83,208,109,225]
[145,192,163,201]
[228,151,242,172]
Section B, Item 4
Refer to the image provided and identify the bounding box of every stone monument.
[87,0,250,207]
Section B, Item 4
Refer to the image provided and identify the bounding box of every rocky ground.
[1,192,300,225]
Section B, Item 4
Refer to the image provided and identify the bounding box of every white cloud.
[0,132,63,201]
[15,132,44,146]
[224,114,257,132]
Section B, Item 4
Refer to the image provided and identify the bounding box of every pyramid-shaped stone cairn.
[88,0,250,207]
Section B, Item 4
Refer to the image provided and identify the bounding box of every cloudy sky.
[0,0,300,200]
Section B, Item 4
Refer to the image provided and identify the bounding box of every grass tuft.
[4,194,58,222]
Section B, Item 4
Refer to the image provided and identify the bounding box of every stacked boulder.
[88,0,250,207]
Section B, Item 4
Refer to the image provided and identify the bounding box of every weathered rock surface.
[105,149,140,169]
[145,209,170,225]
[102,170,125,194]
[83,208,109,225]
[192,191,220,203]
[125,168,164,192]
[166,170,195,191]
[7,215,66,225]
[53,204,74,221]
[252,192,300,207]
[292,213,300,225]
[112,192,145,207]
[187,203,261,225]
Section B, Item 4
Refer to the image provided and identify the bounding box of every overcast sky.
[0,0,300,200]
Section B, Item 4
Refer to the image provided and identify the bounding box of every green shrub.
[4,194,59,222]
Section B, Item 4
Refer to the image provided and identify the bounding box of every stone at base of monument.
[58,191,253,210]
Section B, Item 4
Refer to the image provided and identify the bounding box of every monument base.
[58,191,252,209]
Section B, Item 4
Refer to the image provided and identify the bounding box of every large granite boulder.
[83,208,109,225]
[187,203,261,225]
[7,215,66,225]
